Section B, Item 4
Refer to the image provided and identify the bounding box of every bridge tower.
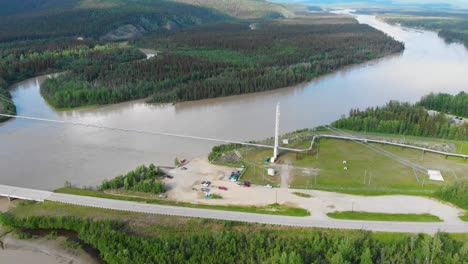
[271,103,280,163]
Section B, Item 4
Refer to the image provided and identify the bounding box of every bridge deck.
[0,184,52,201]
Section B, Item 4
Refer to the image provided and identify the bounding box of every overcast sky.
[268,0,468,9]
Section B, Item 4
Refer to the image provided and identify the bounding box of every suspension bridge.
[0,113,466,162]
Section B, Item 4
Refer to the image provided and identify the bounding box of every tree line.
[41,21,404,108]
[0,212,466,264]
[332,100,467,140]
[99,164,165,194]
[0,78,15,122]
[418,92,468,118]
[0,0,224,42]
[0,38,145,122]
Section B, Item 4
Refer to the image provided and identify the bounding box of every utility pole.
[272,103,280,163]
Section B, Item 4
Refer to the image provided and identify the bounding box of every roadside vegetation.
[99,164,165,194]
[1,201,466,264]
[41,18,404,108]
[434,179,468,210]
[327,211,442,222]
[379,12,468,47]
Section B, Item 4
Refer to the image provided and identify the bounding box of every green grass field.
[55,188,310,217]
[214,131,468,196]
[289,139,467,192]
[327,211,443,222]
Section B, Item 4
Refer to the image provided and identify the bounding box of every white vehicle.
[265,184,273,189]
[201,181,211,187]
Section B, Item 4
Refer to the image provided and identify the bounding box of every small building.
[267,168,275,176]
[282,139,289,145]
[428,170,444,181]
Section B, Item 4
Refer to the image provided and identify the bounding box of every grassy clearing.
[211,131,467,197]
[292,192,312,198]
[55,188,310,217]
[327,211,443,222]
[290,139,467,191]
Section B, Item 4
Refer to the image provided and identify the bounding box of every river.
[1,14,467,190]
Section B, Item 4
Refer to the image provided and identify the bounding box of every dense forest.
[380,13,468,47]
[0,78,15,122]
[0,0,225,42]
[0,38,145,121]
[99,164,166,194]
[418,92,468,118]
[41,20,404,108]
[0,212,466,264]
[332,99,468,140]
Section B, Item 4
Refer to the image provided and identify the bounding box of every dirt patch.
[0,234,99,264]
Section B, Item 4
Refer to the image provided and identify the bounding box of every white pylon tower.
[272,103,280,163]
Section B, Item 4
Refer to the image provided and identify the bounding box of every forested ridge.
[0,0,225,42]
[418,92,468,118]
[42,20,404,108]
[332,97,468,140]
[1,212,466,264]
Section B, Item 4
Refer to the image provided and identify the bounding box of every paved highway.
[1,184,466,234]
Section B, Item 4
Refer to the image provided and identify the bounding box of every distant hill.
[172,0,294,18]
[0,0,296,42]
[268,0,467,9]
[0,0,79,16]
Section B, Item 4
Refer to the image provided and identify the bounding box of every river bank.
[0,198,100,264]
[0,13,467,190]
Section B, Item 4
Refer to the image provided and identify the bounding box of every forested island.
[332,93,468,140]
[0,0,405,119]
[41,19,404,108]
[0,39,145,121]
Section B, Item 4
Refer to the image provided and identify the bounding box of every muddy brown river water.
[1,14,467,190]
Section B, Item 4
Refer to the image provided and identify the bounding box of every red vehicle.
[218,186,228,191]
[243,181,251,187]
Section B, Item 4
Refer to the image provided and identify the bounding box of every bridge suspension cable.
[0,113,275,149]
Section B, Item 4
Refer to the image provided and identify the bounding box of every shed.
[282,139,289,145]
[267,168,275,176]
